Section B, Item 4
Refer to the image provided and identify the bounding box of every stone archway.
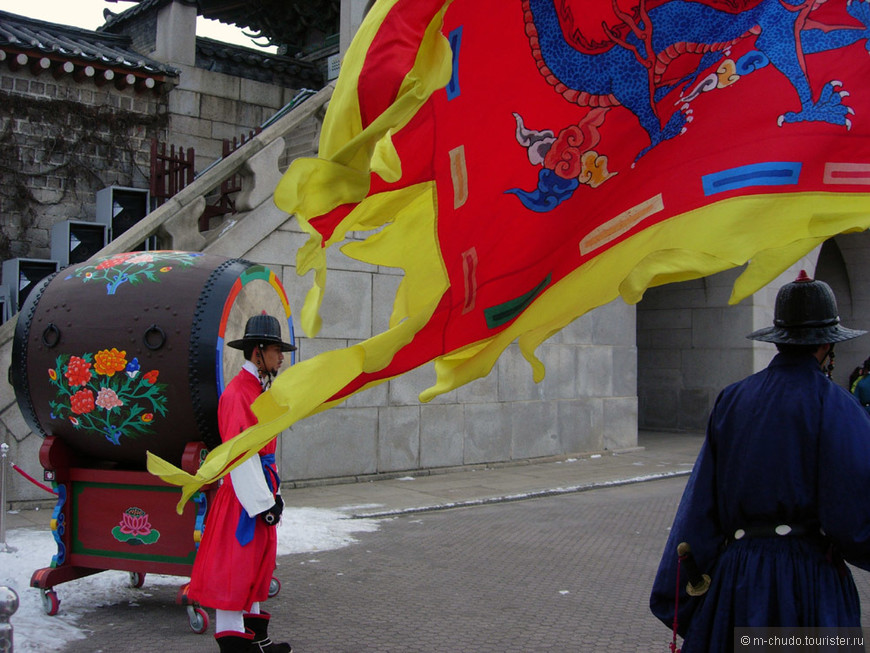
[636,267,755,431]
[816,232,870,389]
[635,233,870,431]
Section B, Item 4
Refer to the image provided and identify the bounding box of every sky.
[0,0,277,52]
[1,507,381,652]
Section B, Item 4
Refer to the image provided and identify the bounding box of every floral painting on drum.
[65,251,203,295]
[48,348,168,445]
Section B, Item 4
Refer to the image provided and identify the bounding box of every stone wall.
[636,254,825,432]
[637,269,753,432]
[166,63,315,173]
[817,232,870,389]
[0,67,167,263]
[0,49,319,269]
[235,217,639,484]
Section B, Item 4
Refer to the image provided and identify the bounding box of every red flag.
[150,0,870,505]
[280,0,870,398]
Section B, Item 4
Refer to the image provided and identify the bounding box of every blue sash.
[235,454,279,546]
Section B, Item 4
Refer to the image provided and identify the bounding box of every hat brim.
[226,336,296,352]
[746,324,867,345]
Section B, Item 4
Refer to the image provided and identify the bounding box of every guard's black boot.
[244,611,292,653]
[215,629,256,653]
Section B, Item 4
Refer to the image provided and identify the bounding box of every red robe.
[187,368,279,611]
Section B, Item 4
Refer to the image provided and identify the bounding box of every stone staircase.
[0,82,335,453]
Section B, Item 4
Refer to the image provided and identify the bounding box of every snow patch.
[1,507,381,652]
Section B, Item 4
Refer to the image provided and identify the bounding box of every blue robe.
[650,353,870,652]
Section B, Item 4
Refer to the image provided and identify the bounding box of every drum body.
[10,251,294,469]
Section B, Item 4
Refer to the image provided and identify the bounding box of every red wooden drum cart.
[9,251,295,633]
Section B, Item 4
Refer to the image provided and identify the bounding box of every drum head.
[218,265,296,393]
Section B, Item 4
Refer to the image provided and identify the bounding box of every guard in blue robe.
[650,272,870,652]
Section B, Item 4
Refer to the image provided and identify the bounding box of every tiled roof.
[0,9,178,78]
[197,0,339,54]
[1,6,324,90]
[196,37,322,87]
[101,1,326,85]
[104,0,338,56]
[100,0,177,31]
[198,0,338,46]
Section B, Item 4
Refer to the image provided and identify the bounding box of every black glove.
[260,494,284,526]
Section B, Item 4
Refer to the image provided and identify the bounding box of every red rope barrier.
[10,463,57,495]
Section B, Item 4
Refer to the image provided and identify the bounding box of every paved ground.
[7,430,870,651]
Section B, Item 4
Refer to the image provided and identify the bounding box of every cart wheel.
[268,577,280,598]
[187,605,209,634]
[129,572,146,588]
[41,589,60,616]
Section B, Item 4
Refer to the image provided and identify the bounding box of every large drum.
[10,251,295,468]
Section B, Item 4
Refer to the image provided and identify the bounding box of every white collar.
[242,360,261,380]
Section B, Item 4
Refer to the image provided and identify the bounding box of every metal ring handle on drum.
[41,323,61,348]
[143,324,166,351]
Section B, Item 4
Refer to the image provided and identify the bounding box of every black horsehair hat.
[746,270,866,345]
[227,312,296,351]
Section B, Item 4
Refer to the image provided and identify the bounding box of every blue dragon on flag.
[509,0,870,211]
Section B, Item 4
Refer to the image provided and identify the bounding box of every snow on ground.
[0,507,382,653]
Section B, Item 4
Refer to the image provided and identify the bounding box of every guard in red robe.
[188,313,296,653]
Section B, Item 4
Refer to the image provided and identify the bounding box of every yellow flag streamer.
[148,0,870,512]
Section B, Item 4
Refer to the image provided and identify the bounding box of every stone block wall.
[240,217,639,484]
[637,269,755,432]
[817,232,870,389]
[0,55,318,271]
[636,254,826,432]
[0,68,167,264]
[167,64,312,173]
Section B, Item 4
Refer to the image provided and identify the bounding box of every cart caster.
[41,589,60,616]
[268,576,280,598]
[187,605,209,634]
[129,572,146,588]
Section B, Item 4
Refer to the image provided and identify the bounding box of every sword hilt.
[677,541,711,596]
